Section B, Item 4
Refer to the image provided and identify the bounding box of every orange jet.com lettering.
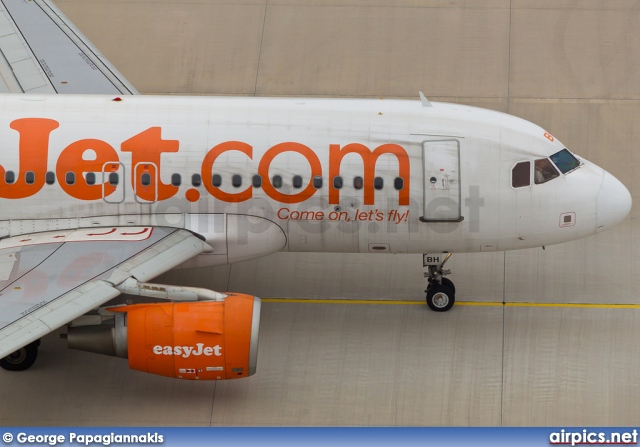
[0,118,411,205]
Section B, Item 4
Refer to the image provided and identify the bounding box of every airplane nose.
[596,171,632,233]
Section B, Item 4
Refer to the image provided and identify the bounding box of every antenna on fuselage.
[419,91,433,107]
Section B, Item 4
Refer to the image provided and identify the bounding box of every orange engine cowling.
[68,294,260,380]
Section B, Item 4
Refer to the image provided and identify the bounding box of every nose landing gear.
[424,253,455,312]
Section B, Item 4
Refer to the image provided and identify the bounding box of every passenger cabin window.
[353,176,363,190]
[374,177,383,190]
[45,172,55,185]
[252,175,262,188]
[65,172,75,185]
[5,171,14,184]
[25,171,35,185]
[212,174,222,187]
[512,161,531,188]
[171,173,181,187]
[272,175,283,188]
[313,176,323,189]
[191,174,201,187]
[534,158,560,184]
[232,174,242,188]
[86,172,96,186]
[394,177,404,190]
[333,176,343,189]
[550,149,581,174]
[292,175,303,189]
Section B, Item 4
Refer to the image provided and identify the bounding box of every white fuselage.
[0,94,630,266]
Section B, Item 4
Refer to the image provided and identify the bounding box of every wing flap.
[0,13,52,93]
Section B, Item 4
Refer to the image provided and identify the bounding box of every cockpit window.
[512,161,531,188]
[550,149,581,174]
[534,158,560,184]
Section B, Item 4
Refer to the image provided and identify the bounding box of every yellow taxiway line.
[261,298,640,309]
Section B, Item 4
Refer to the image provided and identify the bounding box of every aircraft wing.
[0,0,138,94]
[0,227,210,358]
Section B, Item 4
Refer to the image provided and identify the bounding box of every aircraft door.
[134,163,157,203]
[102,162,125,203]
[421,139,463,222]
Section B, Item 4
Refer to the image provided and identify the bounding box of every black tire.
[0,341,39,371]
[426,277,456,294]
[426,284,455,312]
[440,277,455,294]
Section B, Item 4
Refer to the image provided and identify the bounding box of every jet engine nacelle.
[67,294,261,380]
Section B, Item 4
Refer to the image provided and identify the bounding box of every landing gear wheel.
[423,253,456,311]
[0,340,40,371]
[426,285,455,312]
